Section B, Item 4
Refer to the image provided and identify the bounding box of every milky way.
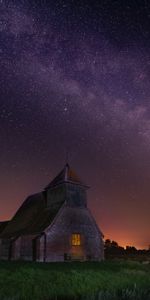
[0,0,150,248]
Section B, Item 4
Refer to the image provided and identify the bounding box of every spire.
[45,164,88,189]
[64,163,69,181]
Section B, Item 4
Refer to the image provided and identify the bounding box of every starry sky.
[0,0,150,249]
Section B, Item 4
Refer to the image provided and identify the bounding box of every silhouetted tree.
[105,239,112,248]
[111,241,119,247]
[104,239,124,257]
[104,239,150,259]
[126,246,137,253]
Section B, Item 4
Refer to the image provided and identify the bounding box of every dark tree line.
[104,239,150,260]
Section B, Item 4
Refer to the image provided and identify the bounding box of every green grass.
[0,260,149,300]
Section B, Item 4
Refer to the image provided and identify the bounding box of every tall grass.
[0,260,149,300]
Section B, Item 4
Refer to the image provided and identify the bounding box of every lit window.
[72,233,81,246]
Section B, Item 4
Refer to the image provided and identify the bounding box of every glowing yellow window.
[72,233,81,246]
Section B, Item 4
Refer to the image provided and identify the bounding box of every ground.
[0,260,150,300]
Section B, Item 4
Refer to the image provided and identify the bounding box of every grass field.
[0,260,149,300]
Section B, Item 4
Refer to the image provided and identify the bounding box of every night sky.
[0,0,150,249]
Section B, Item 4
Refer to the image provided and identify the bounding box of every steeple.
[45,164,88,190]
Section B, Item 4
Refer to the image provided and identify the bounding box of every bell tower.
[45,164,89,208]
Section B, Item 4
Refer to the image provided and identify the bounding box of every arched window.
[72,233,81,246]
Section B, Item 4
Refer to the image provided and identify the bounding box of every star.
[0,0,149,249]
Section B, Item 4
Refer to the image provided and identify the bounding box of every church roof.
[45,163,87,189]
[0,193,63,238]
[0,221,9,234]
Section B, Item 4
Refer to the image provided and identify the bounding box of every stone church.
[0,164,104,262]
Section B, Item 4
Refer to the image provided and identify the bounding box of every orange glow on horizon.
[104,233,148,250]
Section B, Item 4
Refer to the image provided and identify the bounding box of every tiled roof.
[0,193,63,238]
[45,163,87,189]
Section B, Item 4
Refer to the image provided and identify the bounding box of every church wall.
[0,239,1,259]
[0,238,20,261]
[10,237,21,261]
[0,239,11,260]
[33,234,45,262]
[45,205,104,262]
[20,235,34,261]
[47,185,66,207]
[39,234,46,262]
[65,183,87,207]
[18,235,45,262]
[46,183,87,208]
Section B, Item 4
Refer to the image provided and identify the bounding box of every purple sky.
[0,0,150,249]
